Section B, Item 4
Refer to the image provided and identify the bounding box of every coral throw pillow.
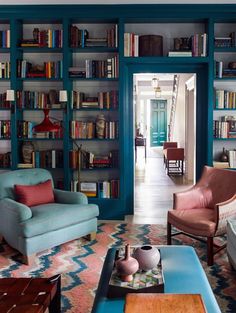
[14,179,54,207]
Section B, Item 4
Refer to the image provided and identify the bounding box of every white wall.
[172,74,192,148]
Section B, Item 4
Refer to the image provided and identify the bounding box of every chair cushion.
[14,179,54,207]
[20,202,99,238]
[168,208,216,237]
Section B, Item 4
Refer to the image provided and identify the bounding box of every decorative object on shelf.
[219,147,229,162]
[33,109,61,133]
[96,114,106,138]
[59,90,68,108]
[174,37,191,51]
[6,89,15,113]
[139,35,163,56]
[22,141,34,164]
[152,77,162,98]
[115,244,139,282]
[133,245,160,271]
[33,28,39,42]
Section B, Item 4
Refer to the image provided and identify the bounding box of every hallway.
[126,147,193,224]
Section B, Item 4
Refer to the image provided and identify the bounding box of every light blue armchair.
[0,168,99,264]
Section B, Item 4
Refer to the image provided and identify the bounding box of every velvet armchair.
[167,166,236,265]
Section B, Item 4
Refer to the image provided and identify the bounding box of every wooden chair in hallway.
[163,146,184,175]
[167,166,236,266]
[163,141,178,165]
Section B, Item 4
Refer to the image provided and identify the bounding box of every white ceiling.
[1,0,236,4]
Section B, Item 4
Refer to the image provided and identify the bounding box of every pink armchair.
[167,166,236,265]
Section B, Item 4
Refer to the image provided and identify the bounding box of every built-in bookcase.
[1,4,236,218]
[213,21,236,169]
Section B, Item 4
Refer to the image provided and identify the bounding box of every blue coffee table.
[92,246,221,313]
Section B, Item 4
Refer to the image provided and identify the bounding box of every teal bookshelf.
[1,4,236,218]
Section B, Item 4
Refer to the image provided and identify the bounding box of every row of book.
[17,121,63,139]
[20,29,63,48]
[16,90,62,109]
[214,32,236,48]
[215,89,236,109]
[85,56,119,78]
[229,150,236,168]
[70,25,118,48]
[0,92,11,108]
[31,149,63,168]
[0,62,10,78]
[69,149,119,169]
[70,120,119,139]
[71,90,118,109]
[0,152,11,168]
[71,180,119,198]
[213,119,236,138]
[0,30,10,48]
[17,60,63,79]
[124,33,139,57]
[215,61,236,78]
[0,120,11,139]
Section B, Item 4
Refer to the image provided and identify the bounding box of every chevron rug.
[0,223,235,313]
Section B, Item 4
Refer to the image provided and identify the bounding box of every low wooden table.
[124,293,206,313]
[0,275,61,313]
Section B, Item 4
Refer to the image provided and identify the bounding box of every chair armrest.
[54,189,88,205]
[173,186,211,210]
[0,198,32,222]
[215,194,236,236]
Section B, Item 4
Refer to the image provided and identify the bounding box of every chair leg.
[22,254,36,266]
[167,222,172,245]
[207,237,214,266]
[88,232,96,241]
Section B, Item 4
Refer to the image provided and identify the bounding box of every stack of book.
[80,182,97,197]
[215,89,236,109]
[98,179,119,198]
[0,30,10,48]
[32,149,63,168]
[85,55,119,78]
[0,92,11,109]
[17,60,63,79]
[124,32,139,57]
[168,51,192,57]
[70,26,89,48]
[16,90,61,109]
[213,116,236,138]
[0,120,11,139]
[0,152,11,168]
[0,62,10,78]
[69,67,86,78]
[214,37,232,48]
[20,29,63,48]
[229,150,236,168]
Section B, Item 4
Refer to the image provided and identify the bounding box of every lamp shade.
[59,90,68,102]
[33,109,61,133]
[6,90,15,101]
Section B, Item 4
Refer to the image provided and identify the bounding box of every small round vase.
[115,244,139,282]
[133,245,160,271]
[219,147,228,162]
[22,141,34,164]
[96,114,106,139]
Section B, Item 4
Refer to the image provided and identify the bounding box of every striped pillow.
[14,179,54,207]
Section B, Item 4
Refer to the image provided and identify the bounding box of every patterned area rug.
[0,223,235,313]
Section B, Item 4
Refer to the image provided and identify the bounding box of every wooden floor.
[125,147,193,225]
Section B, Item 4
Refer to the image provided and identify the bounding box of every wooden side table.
[0,275,61,313]
[135,137,147,162]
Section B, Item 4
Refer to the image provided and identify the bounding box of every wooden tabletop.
[124,293,207,313]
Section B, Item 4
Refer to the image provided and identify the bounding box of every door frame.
[121,62,209,215]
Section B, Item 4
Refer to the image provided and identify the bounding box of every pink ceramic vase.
[116,244,139,282]
[133,245,160,271]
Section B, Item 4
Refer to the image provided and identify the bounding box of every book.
[80,182,97,197]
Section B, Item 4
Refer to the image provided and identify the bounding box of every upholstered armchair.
[167,166,236,265]
[0,169,99,265]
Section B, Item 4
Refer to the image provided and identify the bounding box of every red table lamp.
[33,109,60,132]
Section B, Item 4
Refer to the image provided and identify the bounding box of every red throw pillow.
[14,179,54,207]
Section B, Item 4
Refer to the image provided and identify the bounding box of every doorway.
[150,99,167,147]
[132,72,196,223]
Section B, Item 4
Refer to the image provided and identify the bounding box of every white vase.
[133,245,160,271]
